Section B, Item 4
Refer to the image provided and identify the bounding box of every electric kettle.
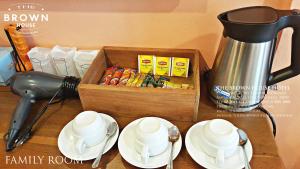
[209,6,300,112]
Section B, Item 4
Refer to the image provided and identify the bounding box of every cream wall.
[0,0,292,66]
[0,0,298,168]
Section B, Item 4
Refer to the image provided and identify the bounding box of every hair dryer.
[6,71,80,151]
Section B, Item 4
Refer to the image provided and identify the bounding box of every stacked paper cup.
[27,47,57,75]
[28,45,98,78]
[51,45,79,77]
[73,50,99,78]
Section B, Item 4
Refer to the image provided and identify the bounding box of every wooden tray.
[78,46,200,122]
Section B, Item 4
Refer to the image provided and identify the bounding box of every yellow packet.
[181,84,190,89]
[162,81,181,89]
[138,55,154,74]
[126,70,137,86]
[154,56,171,76]
[135,74,146,87]
[173,83,182,89]
[171,57,190,77]
[130,73,141,87]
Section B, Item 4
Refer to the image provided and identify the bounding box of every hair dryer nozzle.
[6,129,18,151]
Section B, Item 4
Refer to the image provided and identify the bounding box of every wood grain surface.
[0,82,285,168]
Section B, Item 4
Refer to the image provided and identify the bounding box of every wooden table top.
[0,83,285,169]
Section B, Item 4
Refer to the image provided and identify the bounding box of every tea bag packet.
[171,57,190,77]
[130,73,141,87]
[181,84,190,89]
[126,70,137,86]
[156,76,170,88]
[163,81,181,89]
[118,68,132,86]
[138,55,154,74]
[110,68,124,85]
[154,56,171,76]
[146,74,157,88]
[141,74,154,87]
[100,66,117,85]
[136,74,146,87]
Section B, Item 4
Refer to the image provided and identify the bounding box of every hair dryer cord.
[257,104,276,137]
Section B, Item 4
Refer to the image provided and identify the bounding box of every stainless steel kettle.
[209,6,300,112]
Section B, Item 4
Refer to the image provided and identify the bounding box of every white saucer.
[118,117,182,169]
[185,121,253,169]
[57,113,119,161]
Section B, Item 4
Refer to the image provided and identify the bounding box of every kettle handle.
[268,9,300,86]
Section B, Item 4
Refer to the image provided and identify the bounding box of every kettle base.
[209,95,259,112]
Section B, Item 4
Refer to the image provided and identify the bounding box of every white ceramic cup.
[71,111,107,154]
[199,119,239,165]
[134,117,169,163]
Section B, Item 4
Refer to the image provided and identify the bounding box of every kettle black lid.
[218,6,294,43]
[227,6,278,24]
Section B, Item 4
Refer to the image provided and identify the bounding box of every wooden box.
[78,46,200,122]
